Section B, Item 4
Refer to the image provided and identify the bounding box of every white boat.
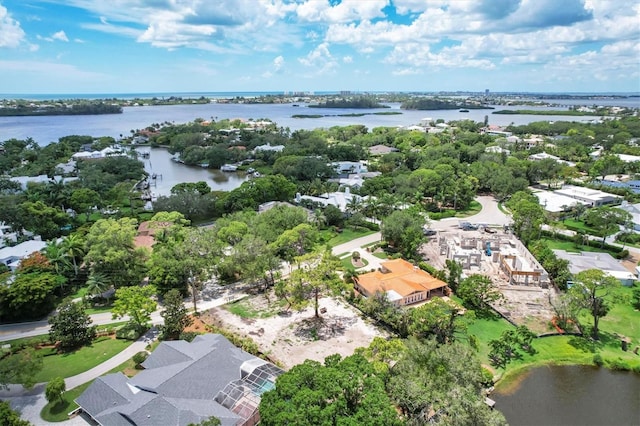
[220,164,238,172]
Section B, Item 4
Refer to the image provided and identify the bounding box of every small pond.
[492,365,640,426]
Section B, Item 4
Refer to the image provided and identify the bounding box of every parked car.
[460,222,478,231]
[423,228,437,236]
[483,226,496,234]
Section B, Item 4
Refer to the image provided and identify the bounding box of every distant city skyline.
[1,0,639,94]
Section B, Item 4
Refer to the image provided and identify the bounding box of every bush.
[362,221,379,231]
[607,358,630,371]
[615,249,629,260]
[179,331,199,342]
[352,251,360,260]
[132,351,148,368]
[593,353,604,366]
[480,367,495,387]
[428,210,456,221]
[115,323,143,340]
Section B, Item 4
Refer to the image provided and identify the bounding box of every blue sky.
[0,0,638,94]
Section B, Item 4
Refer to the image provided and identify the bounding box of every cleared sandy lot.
[203,294,387,369]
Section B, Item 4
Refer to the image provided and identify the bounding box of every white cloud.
[51,30,69,42]
[295,0,387,23]
[0,3,25,48]
[28,0,640,91]
[273,55,284,71]
[299,42,338,75]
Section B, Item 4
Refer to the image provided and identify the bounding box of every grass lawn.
[562,218,603,236]
[340,256,367,270]
[454,200,482,218]
[324,228,376,247]
[539,238,620,257]
[224,297,286,319]
[40,381,92,422]
[372,251,388,260]
[40,348,145,422]
[465,314,513,362]
[68,286,88,300]
[0,334,50,347]
[466,284,640,389]
[34,337,133,383]
[84,303,113,315]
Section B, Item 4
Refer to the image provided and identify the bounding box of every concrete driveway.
[430,195,512,231]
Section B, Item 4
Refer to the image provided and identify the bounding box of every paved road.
[0,284,246,342]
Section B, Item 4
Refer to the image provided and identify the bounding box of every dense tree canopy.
[388,338,506,425]
[260,354,402,426]
[84,217,148,289]
[381,209,426,259]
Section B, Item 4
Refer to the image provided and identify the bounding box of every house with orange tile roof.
[134,221,172,250]
[354,258,448,306]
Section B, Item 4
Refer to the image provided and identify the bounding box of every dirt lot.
[202,294,387,369]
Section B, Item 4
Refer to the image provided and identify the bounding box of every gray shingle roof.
[76,334,279,426]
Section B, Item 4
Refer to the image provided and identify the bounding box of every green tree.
[506,191,546,245]
[86,272,111,302]
[0,400,31,426]
[408,298,461,344]
[160,289,192,340]
[84,218,148,288]
[388,338,506,425]
[270,223,318,264]
[488,326,537,368]
[583,206,632,247]
[69,187,101,218]
[445,259,463,292]
[457,274,503,314]
[171,181,211,195]
[354,337,407,376]
[381,209,426,259]
[276,250,342,317]
[0,348,43,390]
[112,285,157,330]
[568,269,620,339]
[45,377,66,405]
[187,417,221,426]
[259,354,402,426]
[0,271,63,321]
[48,301,96,350]
[18,200,69,239]
[61,233,85,277]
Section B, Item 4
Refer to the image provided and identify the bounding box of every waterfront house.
[75,334,283,426]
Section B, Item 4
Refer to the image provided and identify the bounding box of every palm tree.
[61,234,85,277]
[313,209,327,230]
[86,272,111,303]
[346,196,362,216]
[44,240,70,291]
[363,197,382,222]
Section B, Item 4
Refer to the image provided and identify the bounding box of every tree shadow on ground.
[293,315,358,341]
[48,400,71,415]
[566,330,622,353]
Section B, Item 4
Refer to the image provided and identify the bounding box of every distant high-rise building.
[485,89,490,97]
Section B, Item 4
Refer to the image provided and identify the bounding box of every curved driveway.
[430,195,511,230]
